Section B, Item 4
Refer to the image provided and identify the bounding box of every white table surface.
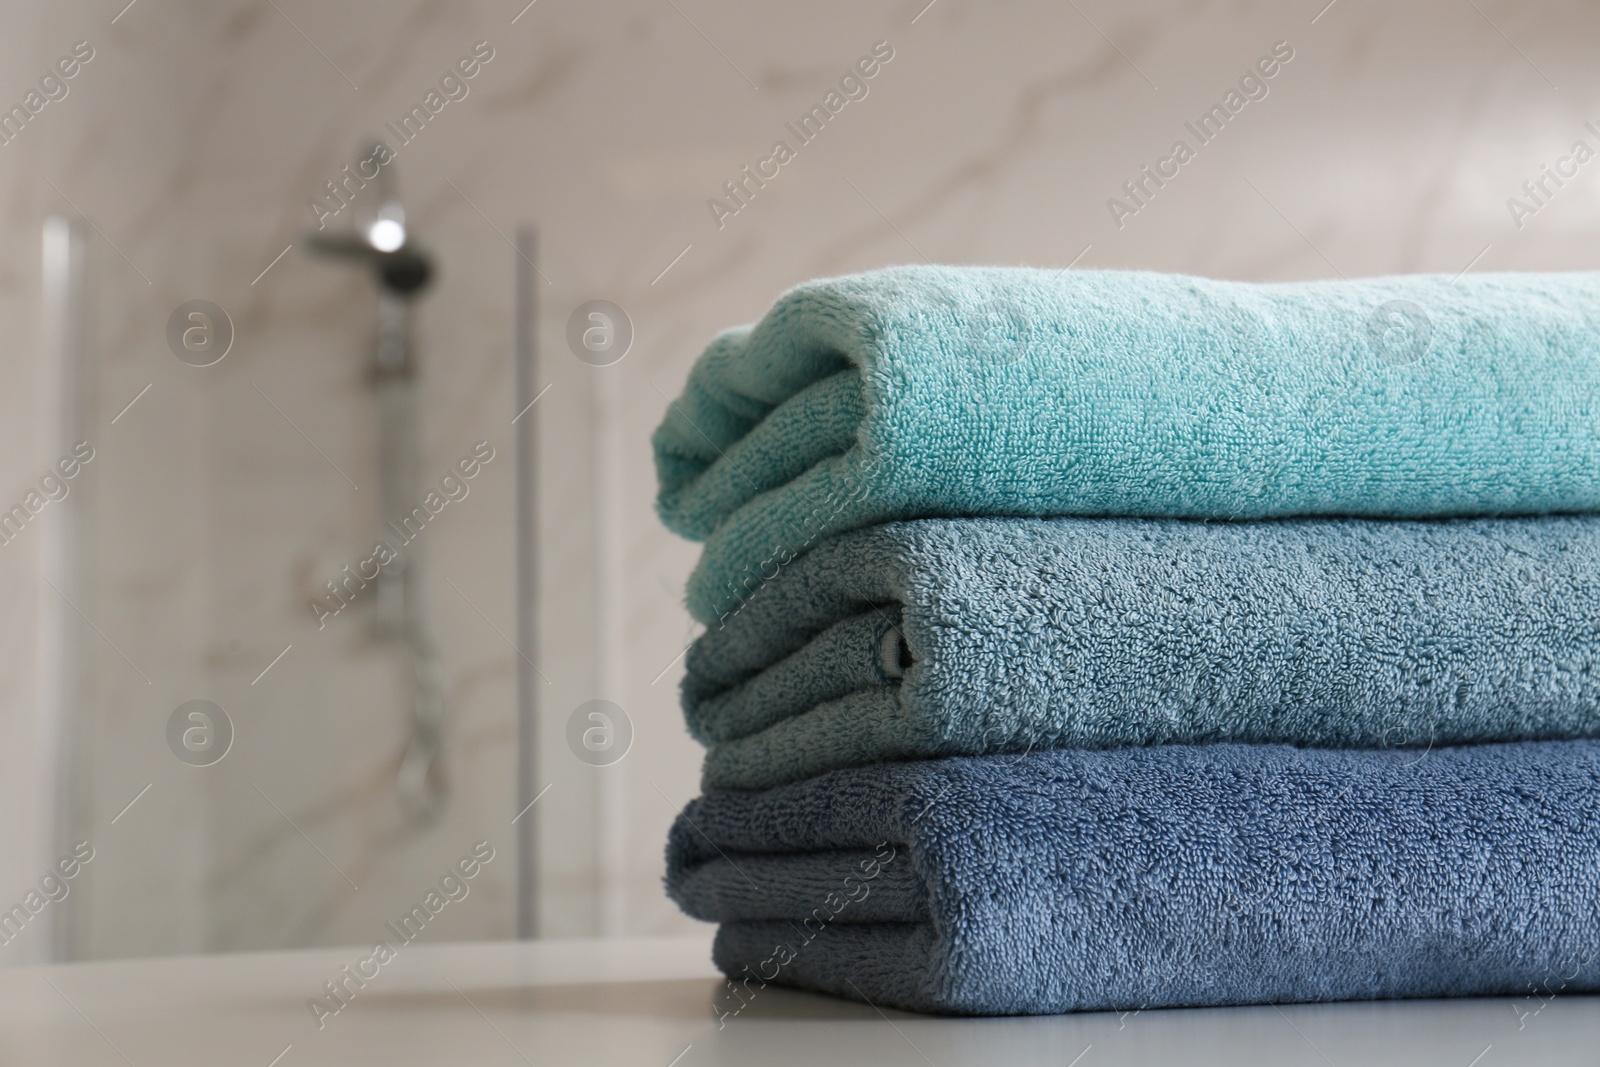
[0,937,1593,1065]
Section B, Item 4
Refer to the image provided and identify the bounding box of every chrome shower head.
[307,229,434,297]
[307,188,434,296]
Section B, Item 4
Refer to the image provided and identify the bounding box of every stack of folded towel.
[652,265,1600,1015]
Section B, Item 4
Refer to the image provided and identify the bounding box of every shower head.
[308,232,433,296]
[307,199,434,296]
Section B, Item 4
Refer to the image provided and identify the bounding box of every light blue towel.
[685,514,1600,790]
[668,740,1600,1015]
[653,266,1600,622]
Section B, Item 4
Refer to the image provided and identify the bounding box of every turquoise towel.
[669,740,1600,1015]
[686,514,1600,789]
[653,266,1600,622]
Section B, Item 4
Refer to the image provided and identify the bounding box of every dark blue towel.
[686,515,1600,789]
[668,741,1600,1015]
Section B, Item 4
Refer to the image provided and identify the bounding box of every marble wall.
[0,0,1596,960]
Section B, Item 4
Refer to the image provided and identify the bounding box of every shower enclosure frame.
[34,212,544,959]
[513,226,539,940]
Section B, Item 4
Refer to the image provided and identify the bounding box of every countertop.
[0,937,1593,1065]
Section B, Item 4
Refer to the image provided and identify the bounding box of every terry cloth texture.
[652,265,1600,622]
[685,514,1600,790]
[667,740,1600,1015]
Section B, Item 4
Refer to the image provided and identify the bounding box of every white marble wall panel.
[0,0,1594,958]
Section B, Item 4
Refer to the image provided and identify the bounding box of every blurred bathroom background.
[0,0,1594,962]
